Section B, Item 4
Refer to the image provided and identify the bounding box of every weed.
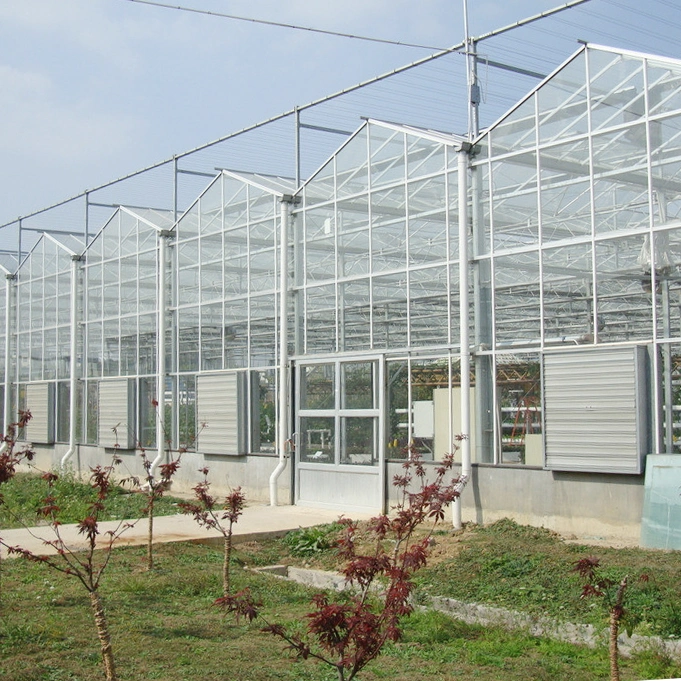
[283,522,344,557]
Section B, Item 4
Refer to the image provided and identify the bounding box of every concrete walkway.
[0,504,366,559]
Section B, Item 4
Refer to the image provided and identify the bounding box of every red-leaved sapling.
[574,556,649,681]
[259,448,463,681]
[180,467,246,601]
[2,456,129,681]
[0,410,35,597]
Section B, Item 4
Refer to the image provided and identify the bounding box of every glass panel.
[386,361,409,459]
[139,377,156,448]
[407,135,445,178]
[342,362,375,409]
[372,272,408,349]
[86,381,98,444]
[224,255,248,296]
[249,249,276,292]
[57,382,69,443]
[300,364,334,410]
[492,151,538,249]
[178,375,197,451]
[304,207,336,283]
[340,417,376,465]
[410,266,449,347]
[57,326,71,379]
[592,126,649,235]
[138,313,156,375]
[538,51,588,143]
[224,298,247,369]
[304,159,335,206]
[339,279,370,352]
[87,322,102,377]
[178,238,199,270]
[178,308,199,372]
[408,176,447,265]
[249,189,276,223]
[490,95,536,156]
[249,295,276,367]
[542,243,594,341]
[199,180,223,235]
[223,179,249,229]
[370,125,405,188]
[650,115,681,224]
[540,139,591,242]
[655,229,681,340]
[497,354,542,465]
[299,416,335,463]
[256,370,276,452]
[647,59,681,117]
[589,51,645,131]
[371,185,406,273]
[306,284,336,355]
[338,229,369,277]
[201,303,223,371]
[336,128,369,198]
[596,234,652,342]
[201,258,223,302]
[494,251,540,345]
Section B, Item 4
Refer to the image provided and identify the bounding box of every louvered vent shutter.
[25,383,55,444]
[98,379,135,449]
[197,372,247,455]
[543,346,649,474]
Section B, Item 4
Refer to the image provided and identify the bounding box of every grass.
[2,541,680,681]
[0,471,186,529]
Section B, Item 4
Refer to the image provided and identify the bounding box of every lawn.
[2,519,681,680]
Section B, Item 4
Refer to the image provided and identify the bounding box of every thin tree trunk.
[609,577,628,681]
[147,496,155,571]
[89,590,117,681]
[223,531,232,597]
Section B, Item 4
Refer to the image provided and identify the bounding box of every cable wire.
[118,0,444,51]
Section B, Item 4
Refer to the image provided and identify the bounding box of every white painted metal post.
[151,231,169,478]
[2,274,14,445]
[61,255,81,467]
[270,198,291,505]
[453,146,471,529]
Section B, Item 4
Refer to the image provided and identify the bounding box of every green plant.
[283,523,343,557]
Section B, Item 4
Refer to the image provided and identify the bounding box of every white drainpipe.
[150,231,169,479]
[270,197,291,506]
[453,145,472,529]
[61,255,81,467]
[0,274,14,453]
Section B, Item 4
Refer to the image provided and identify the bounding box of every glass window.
[301,364,334,410]
[342,362,375,409]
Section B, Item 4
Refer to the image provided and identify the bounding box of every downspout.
[61,254,82,467]
[270,196,293,505]
[0,274,15,452]
[453,144,472,529]
[150,231,170,479]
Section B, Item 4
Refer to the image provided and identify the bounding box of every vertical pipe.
[294,107,301,187]
[2,274,14,442]
[84,192,90,246]
[270,198,290,505]
[150,232,168,478]
[453,146,471,530]
[61,255,81,466]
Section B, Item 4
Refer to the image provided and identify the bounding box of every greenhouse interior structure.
[4,40,681,545]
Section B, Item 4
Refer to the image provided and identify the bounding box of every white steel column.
[270,197,292,505]
[2,274,14,446]
[151,231,170,478]
[61,255,81,467]
[453,145,472,529]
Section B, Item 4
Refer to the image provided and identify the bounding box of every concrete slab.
[0,504,369,559]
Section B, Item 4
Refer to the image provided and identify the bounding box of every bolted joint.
[281,194,301,206]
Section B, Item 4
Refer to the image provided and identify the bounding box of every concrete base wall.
[387,462,645,543]
[17,443,292,505]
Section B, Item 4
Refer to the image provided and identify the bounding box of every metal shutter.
[25,382,55,444]
[197,372,247,456]
[98,379,136,449]
[543,346,649,474]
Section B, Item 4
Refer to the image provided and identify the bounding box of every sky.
[0,0,678,249]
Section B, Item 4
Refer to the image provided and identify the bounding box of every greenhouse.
[4,43,681,542]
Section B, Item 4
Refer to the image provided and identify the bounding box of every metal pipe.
[0,274,14,452]
[61,255,81,467]
[150,232,169,479]
[453,146,472,530]
[270,198,291,505]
